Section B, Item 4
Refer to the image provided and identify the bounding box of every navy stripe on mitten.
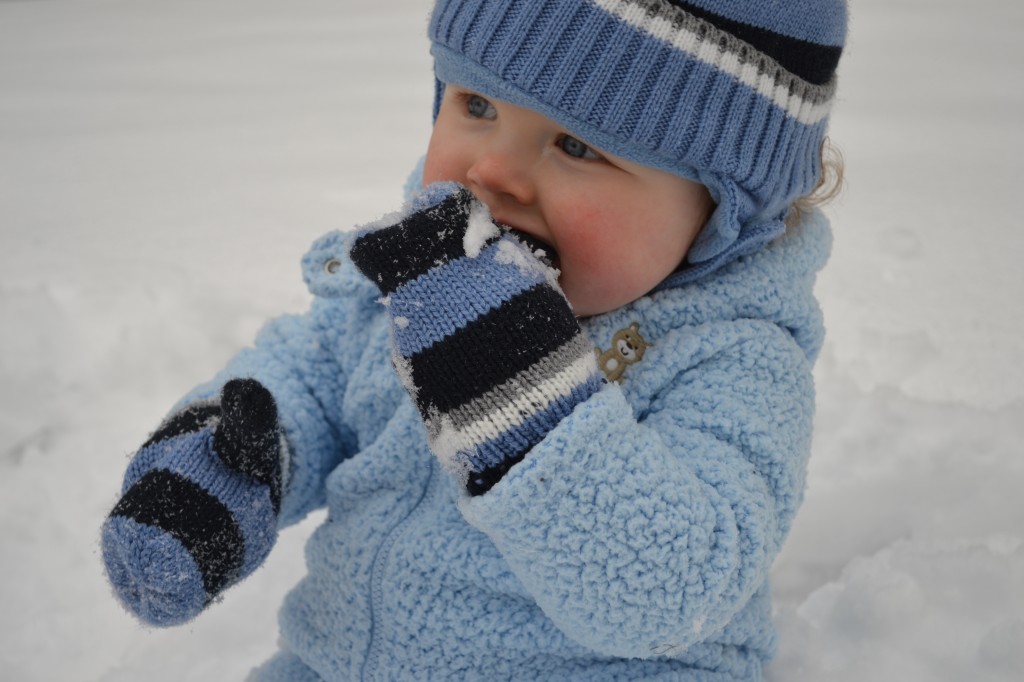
[101,378,283,626]
[350,184,603,495]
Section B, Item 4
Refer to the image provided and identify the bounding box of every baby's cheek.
[422,155,460,186]
[563,203,635,266]
[422,131,471,187]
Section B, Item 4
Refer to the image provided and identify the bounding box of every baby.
[101,1,847,680]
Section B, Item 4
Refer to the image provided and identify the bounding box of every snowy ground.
[1,0,1022,680]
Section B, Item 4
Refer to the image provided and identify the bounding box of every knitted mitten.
[350,183,603,494]
[101,378,283,626]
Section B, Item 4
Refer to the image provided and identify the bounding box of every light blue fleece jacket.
[180,209,830,681]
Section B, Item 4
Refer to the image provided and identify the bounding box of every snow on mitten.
[101,378,283,626]
[349,183,603,495]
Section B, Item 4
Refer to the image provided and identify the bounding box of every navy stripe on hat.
[665,0,842,85]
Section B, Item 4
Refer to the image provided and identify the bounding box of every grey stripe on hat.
[609,0,836,114]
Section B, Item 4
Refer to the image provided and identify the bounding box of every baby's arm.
[350,183,812,657]
[459,320,814,657]
[102,275,370,626]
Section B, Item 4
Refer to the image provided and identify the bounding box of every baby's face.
[423,85,712,317]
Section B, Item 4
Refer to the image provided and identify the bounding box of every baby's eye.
[557,134,603,160]
[465,94,497,120]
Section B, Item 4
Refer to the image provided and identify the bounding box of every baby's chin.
[564,278,652,318]
[563,289,616,319]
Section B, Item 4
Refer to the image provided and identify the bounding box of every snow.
[463,201,499,258]
[0,0,1021,680]
[494,238,551,280]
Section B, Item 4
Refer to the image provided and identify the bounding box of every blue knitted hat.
[428,0,847,283]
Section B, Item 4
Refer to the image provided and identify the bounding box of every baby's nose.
[466,147,537,206]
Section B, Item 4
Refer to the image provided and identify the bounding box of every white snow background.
[1,0,1022,679]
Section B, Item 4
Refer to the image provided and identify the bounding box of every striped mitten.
[101,378,283,626]
[349,183,603,495]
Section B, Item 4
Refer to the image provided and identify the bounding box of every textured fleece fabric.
[177,210,831,681]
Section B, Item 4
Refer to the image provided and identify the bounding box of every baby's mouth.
[507,229,559,269]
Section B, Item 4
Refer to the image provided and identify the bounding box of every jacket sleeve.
[176,230,384,527]
[457,318,815,658]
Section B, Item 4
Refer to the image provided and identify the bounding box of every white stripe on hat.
[593,0,834,125]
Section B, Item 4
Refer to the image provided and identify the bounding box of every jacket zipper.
[360,457,438,680]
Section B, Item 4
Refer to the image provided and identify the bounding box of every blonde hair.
[787,137,845,226]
